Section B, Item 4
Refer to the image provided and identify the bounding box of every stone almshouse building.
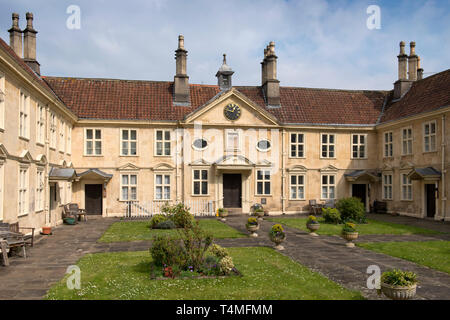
[0,13,449,232]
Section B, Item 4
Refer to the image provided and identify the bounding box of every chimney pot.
[8,13,23,57]
[408,41,418,81]
[173,35,189,104]
[262,42,280,107]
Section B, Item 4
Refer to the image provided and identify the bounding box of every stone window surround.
[84,128,102,156]
[192,168,208,196]
[351,133,367,159]
[401,126,413,155]
[400,172,413,201]
[289,132,305,158]
[18,164,29,217]
[384,131,393,158]
[120,173,138,201]
[154,173,171,200]
[120,128,138,156]
[155,129,172,156]
[289,173,305,200]
[255,169,271,196]
[320,133,336,159]
[19,89,30,140]
[423,120,437,153]
[320,173,336,200]
[382,172,393,200]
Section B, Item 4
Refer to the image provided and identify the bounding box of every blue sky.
[0,0,449,90]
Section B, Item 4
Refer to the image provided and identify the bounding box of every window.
[66,182,72,204]
[384,132,393,157]
[226,130,240,151]
[321,134,335,158]
[290,133,304,157]
[155,174,170,200]
[35,169,44,211]
[0,163,4,221]
[256,139,271,152]
[401,173,412,200]
[121,129,137,156]
[36,104,45,144]
[59,119,65,152]
[256,170,271,195]
[0,73,5,129]
[67,125,72,154]
[121,174,137,201]
[290,174,305,200]
[193,169,208,195]
[401,127,412,155]
[18,167,29,216]
[321,174,336,199]
[19,91,29,138]
[382,174,393,200]
[155,130,171,156]
[50,113,57,149]
[351,134,367,159]
[85,129,102,155]
[423,121,436,152]
[192,138,208,150]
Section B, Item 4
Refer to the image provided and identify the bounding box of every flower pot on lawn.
[269,224,286,250]
[380,282,417,300]
[217,209,228,221]
[341,232,358,247]
[254,210,265,220]
[246,224,259,237]
[306,223,320,236]
[42,226,52,235]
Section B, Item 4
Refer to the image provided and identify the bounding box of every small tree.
[336,197,366,223]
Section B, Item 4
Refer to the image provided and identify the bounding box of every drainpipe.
[281,129,286,214]
[442,114,446,221]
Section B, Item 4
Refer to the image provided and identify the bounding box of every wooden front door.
[85,184,103,215]
[425,184,436,218]
[223,174,242,208]
[352,184,367,210]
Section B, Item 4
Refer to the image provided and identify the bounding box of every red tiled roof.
[43,76,389,125]
[380,69,450,123]
[0,37,62,103]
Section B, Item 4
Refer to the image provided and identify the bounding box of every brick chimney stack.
[417,56,424,80]
[408,41,418,81]
[261,41,280,107]
[23,12,40,75]
[8,13,22,57]
[173,35,189,105]
[394,41,414,99]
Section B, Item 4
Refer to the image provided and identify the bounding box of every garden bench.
[69,203,87,222]
[0,224,27,263]
[8,222,35,247]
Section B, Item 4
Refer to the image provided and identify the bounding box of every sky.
[0,0,449,90]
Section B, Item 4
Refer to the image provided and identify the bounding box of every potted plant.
[245,217,259,237]
[380,269,418,300]
[341,222,358,247]
[306,215,320,236]
[41,226,52,235]
[269,224,286,250]
[217,208,228,221]
[254,208,265,219]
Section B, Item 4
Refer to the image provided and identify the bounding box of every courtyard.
[0,213,449,300]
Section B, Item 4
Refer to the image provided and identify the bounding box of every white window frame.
[289,174,305,200]
[19,91,30,139]
[384,131,393,158]
[0,72,5,130]
[256,169,271,196]
[59,119,65,153]
[320,133,336,158]
[192,169,208,196]
[256,139,271,152]
[18,166,29,216]
[155,129,171,156]
[351,134,367,159]
[0,162,4,221]
[401,127,413,155]
[423,121,437,153]
[401,173,413,201]
[289,133,305,158]
[85,128,102,156]
[50,112,57,149]
[35,168,44,211]
[382,173,393,200]
[36,104,45,145]
[321,174,336,200]
[120,173,138,201]
[225,129,241,152]
[121,129,138,156]
[154,173,171,200]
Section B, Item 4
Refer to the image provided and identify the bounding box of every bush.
[219,256,235,275]
[336,197,366,223]
[322,208,341,224]
[150,235,186,267]
[149,214,167,229]
[200,255,221,276]
[381,269,418,286]
[155,220,176,229]
[208,244,229,259]
[162,203,194,228]
[178,221,213,271]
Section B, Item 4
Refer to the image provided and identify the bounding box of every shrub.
[200,255,221,276]
[178,221,213,271]
[208,243,229,259]
[161,203,194,228]
[306,215,319,224]
[149,214,167,229]
[219,255,235,275]
[322,208,341,224]
[342,222,357,234]
[155,220,176,229]
[381,269,418,286]
[150,235,186,267]
[336,197,366,223]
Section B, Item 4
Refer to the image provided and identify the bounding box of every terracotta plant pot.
[381,282,417,300]
[42,226,52,235]
[341,232,358,247]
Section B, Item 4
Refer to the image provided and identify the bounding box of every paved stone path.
[1,213,449,300]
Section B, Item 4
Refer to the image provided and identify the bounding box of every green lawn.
[358,241,450,274]
[266,217,441,236]
[45,247,364,300]
[98,219,245,242]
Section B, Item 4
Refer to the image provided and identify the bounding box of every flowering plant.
[246,217,258,227]
[269,224,285,239]
[342,222,357,234]
[306,215,319,224]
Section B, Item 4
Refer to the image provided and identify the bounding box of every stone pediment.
[36,154,48,166]
[0,144,9,159]
[189,159,211,166]
[288,165,307,172]
[215,155,254,166]
[400,161,415,170]
[320,164,338,172]
[152,163,175,171]
[118,163,140,171]
[19,150,33,163]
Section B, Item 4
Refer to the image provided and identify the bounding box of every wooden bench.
[0,224,27,265]
[8,222,35,247]
[69,203,87,222]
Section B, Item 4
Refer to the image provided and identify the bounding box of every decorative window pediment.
[189,159,211,167]
[320,164,338,173]
[118,163,140,171]
[0,143,9,159]
[287,165,307,173]
[400,160,414,170]
[215,155,254,166]
[35,154,47,166]
[19,150,33,163]
[152,163,175,171]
